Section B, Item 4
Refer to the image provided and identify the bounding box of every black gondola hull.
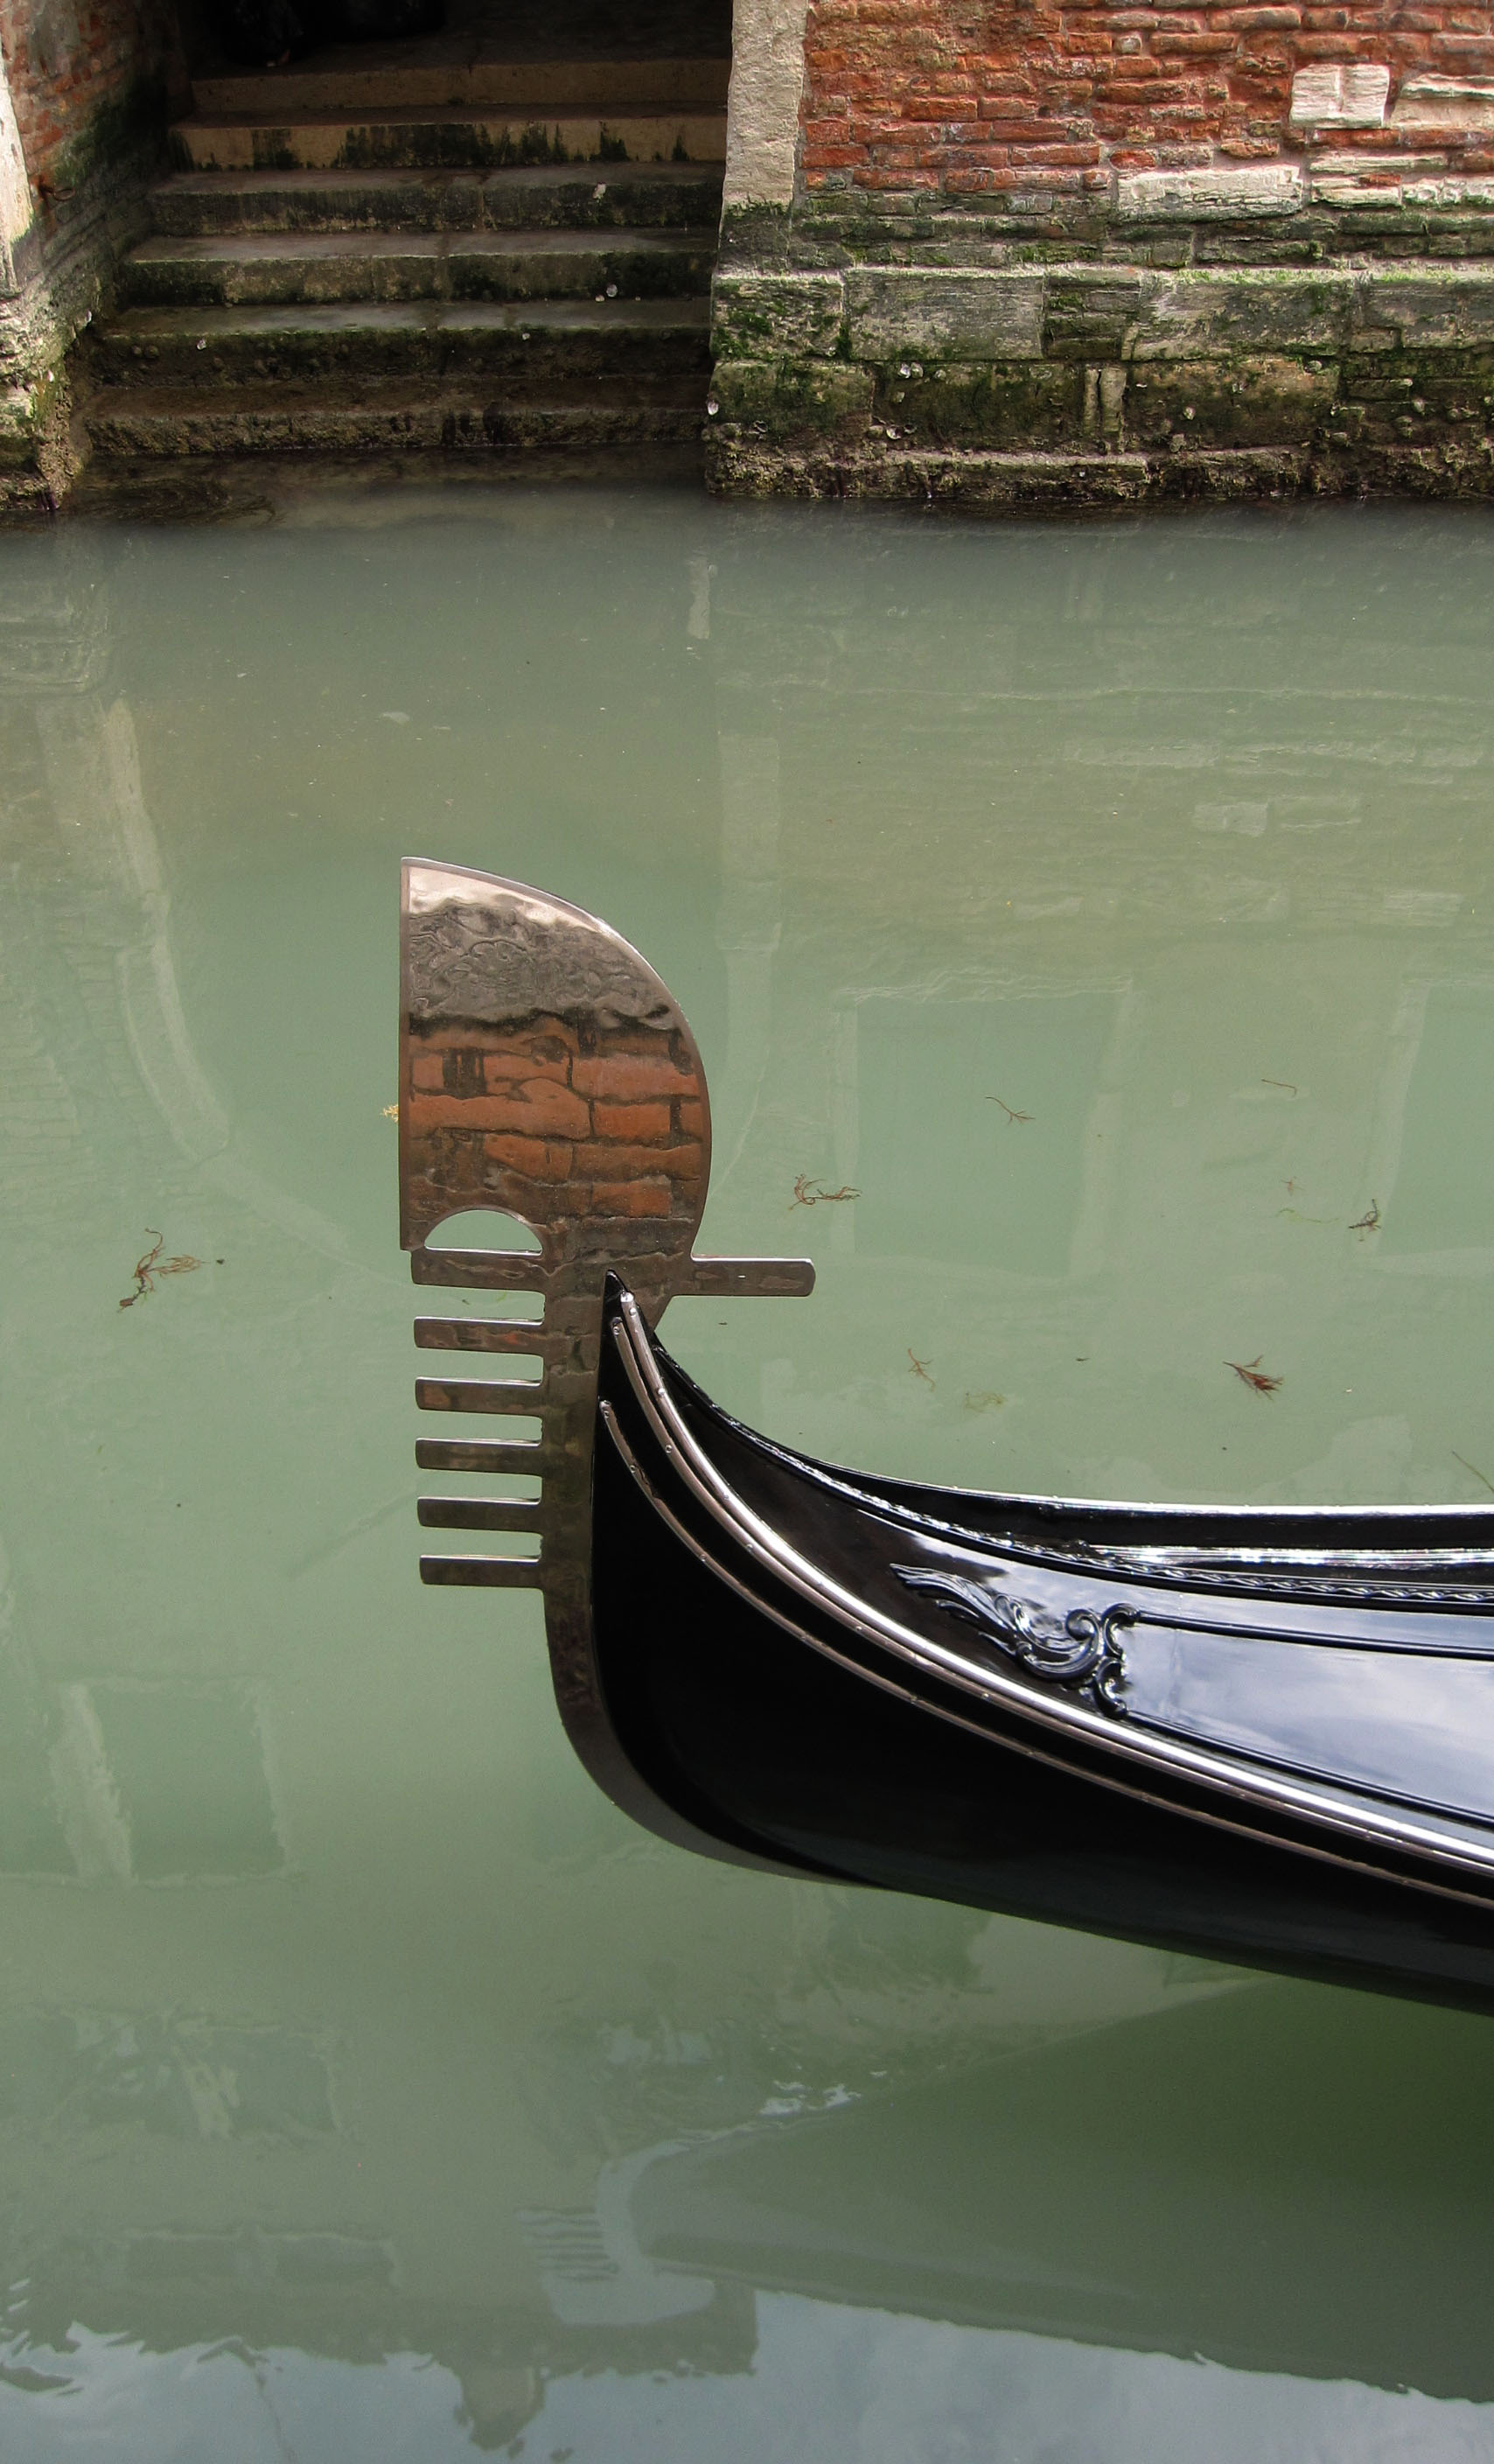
[592,1290,1494,2012]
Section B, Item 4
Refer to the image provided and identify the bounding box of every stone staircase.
[80,32,726,468]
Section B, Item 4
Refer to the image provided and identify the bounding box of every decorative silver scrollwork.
[892,1567,1132,1714]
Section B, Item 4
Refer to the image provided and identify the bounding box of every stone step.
[147,163,723,235]
[83,377,708,458]
[88,297,712,388]
[120,227,716,307]
[191,54,730,115]
[171,104,727,172]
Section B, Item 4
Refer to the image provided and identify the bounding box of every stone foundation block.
[1131,270,1357,360]
[709,355,872,437]
[1124,356,1337,449]
[1358,266,1494,347]
[845,269,1045,362]
[870,359,1084,447]
[711,270,844,357]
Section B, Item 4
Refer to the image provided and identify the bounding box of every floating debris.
[907,1348,935,1389]
[1261,1078,1299,1096]
[987,1096,1034,1124]
[1225,1355,1283,1396]
[1454,1450,1494,1499]
[792,1173,860,1207]
[963,1390,1004,1411]
[1278,1206,1329,1224]
[383,1103,399,1119]
[1349,1199,1382,1235]
[119,1230,203,1311]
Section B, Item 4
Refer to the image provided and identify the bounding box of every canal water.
[3,487,1494,2459]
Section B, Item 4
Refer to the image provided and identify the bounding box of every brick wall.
[0,0,184,194]
[404,1013,709,1262]
[799,0,1494,197]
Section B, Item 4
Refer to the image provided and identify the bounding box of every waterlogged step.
[190,55,730,115]
[83,377,708,458]
[89,297,712,387]
[146,164,724,236]
[121,228,717,307]
[171,106,728,173]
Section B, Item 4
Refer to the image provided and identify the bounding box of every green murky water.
[4,486,1494,2459]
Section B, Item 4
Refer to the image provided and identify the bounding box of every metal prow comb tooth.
[414,1318,563,1358]
[417,1498,548,1531]
[410,1248,545,1291]
[420,1556,541,1588]
[415,1377,544,1414]
[415,1437,553,1474]
[399,859,813,1597]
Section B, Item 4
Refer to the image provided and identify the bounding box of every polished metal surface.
[601,1288,1494,1890]
[893,1568,1134,1712]
[399,860,813,1847]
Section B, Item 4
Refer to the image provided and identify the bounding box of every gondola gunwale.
[602,1284,1494,1896]
[595,1384,1494,1915]
[631,1348,1494,1614]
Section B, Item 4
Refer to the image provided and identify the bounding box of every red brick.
[570,1138,704,1182]
[409,1052,445,1092]
[676,1098,707,1138]
[571,1052,695,1101]
[589,1178,673,1218]
[593,1097,673,1140]
[481,1038,574,1088]
[408,1084,590,1137]
[483,1134,574,1180]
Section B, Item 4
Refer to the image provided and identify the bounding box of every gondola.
[400,860,1494,2011]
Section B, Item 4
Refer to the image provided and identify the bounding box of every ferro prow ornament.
[400,860,813,1856]
[402,862,1494,2011]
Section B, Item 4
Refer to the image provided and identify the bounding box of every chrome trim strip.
[598,1398,1494,1912]
[611,1291,1494,1886]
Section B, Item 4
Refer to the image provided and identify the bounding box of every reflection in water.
[3,496,1494,2454]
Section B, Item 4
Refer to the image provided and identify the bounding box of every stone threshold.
[704,437,1494,505]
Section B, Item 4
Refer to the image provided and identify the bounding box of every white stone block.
[1289,64,1390,130]
[1391,76,1494,131]
[1403,175,1494,209]
[1116,164,1304,220]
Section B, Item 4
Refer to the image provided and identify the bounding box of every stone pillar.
[722,0,810,215]
[0,41,33,300]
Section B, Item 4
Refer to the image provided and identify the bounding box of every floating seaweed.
[1454,1450,1494,1499]
[907,1348,935,1389]
[792,1173,861,1207]
[987,1097,1034,1124]
[119,1229,203,1311]
[1350,1199,1382,1235]
[1225,1355,1283,1396]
